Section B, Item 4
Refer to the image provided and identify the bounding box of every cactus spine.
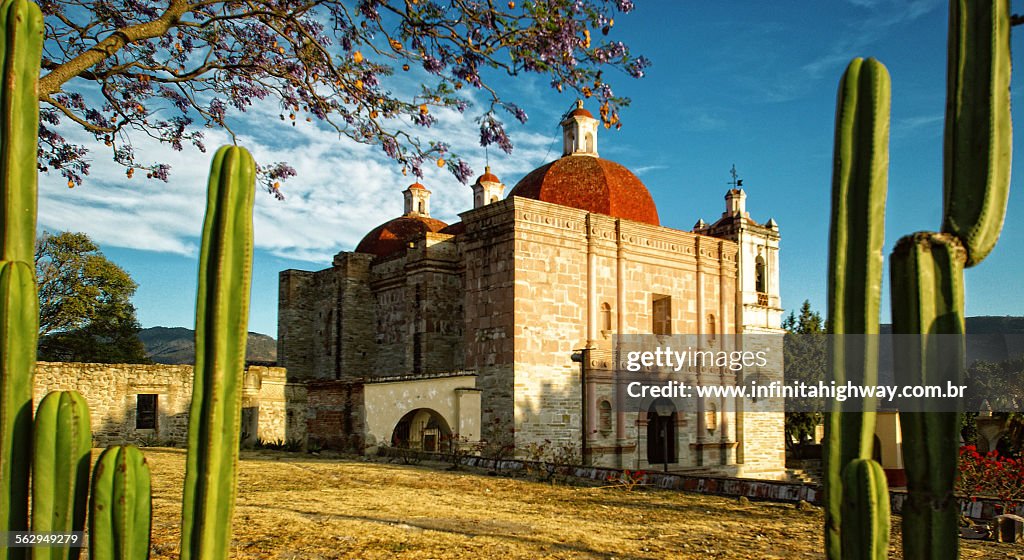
[941,0,1012,267]
[31,391,91,560]
[824,57,891,560]
[0,0,42,551]
[840,458,891,560]
[88,446,152,560]
[179,145,256,560]
[890,233,966,559]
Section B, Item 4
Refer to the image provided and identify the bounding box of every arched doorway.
[647,398,678,465]
[391,408,452,451]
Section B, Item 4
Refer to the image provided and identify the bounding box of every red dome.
[568,107,594,119]
[507,157,659,225]
[355,215,448,257]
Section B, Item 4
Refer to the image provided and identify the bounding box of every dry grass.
[126,448,1024,559]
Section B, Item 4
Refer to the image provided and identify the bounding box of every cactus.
[891,234,966,560]
[824,56,891,560]
[88,446,152,560]
[942,0,1012,267]
[840,458,891,560]
[0,0,42,550]
[31,391,91,560]
[179,145,256,560]
[824,1,1011,558]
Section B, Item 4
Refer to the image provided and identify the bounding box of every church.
[277,101,786,478]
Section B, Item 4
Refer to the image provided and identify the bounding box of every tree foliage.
[39,0,649,195]
[35,231,149,363]
[782,300,825,447]
[963,355,1024,456]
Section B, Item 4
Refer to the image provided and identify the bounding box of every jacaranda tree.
[38,0,649,196]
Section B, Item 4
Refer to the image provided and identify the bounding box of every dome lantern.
[403,182,431,217]
[561,99,599,158]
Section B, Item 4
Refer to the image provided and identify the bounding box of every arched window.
[417,201,425,214]
[598,400,612,433]
[585,132,594,153]
[755,255,766,294]
[706,314,716,344]
[601,302,612,332]
[489,195,499,204]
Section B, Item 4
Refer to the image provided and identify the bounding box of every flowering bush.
[957,445,1024,510]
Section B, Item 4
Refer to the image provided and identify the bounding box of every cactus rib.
[88,446,152,560]
[179,145,256,560]
[31,391,91,560]
[824,56,891,560]
[942,0,1012,267]
[890,232,966,560]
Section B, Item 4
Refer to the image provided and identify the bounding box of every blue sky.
[37,0,1024,337]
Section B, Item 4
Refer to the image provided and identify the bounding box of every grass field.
[133,448,1023,559]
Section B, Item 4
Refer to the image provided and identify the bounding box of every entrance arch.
[647,398,678,465]
[391,408,452,451]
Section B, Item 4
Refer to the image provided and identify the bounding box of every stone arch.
[391,408,452,452]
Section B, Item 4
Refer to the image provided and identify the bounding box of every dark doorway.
[647,398,677,465]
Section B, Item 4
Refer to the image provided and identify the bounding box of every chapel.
[278,101,785,476]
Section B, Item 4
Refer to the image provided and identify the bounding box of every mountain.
[139,326,277,365]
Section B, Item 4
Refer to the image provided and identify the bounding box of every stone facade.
[34,362,303,447]
[278,103,786,478]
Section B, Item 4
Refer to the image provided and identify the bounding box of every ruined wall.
[34,362,295,447]
[304,380,364,450]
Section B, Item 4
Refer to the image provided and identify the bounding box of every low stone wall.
[34,362,295,447]
[460,456,1022,521]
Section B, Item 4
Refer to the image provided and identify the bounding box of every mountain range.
[139,326,277,365]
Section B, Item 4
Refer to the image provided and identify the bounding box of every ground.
[129,448,1023,559]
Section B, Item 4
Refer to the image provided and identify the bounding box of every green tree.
[34,231,149,363]
[782,300,825,448]
[963,356,1024,457]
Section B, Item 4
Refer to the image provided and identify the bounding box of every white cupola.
[561,100,599,158]
[403,182,431,217]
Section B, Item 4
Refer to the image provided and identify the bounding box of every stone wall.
[305,380,364,450]
[34,362,295,447]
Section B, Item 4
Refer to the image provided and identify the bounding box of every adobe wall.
[33,362,300,447]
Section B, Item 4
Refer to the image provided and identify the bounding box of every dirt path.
[131,448,1022,559]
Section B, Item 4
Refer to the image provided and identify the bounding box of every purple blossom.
[422,55,444,74]
[454,159,473,184]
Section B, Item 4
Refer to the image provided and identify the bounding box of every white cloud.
[38,91,561,265]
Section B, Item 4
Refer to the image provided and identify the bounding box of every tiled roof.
[507,156,659,226]
[355,215,448,257]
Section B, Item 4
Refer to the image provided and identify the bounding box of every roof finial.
[576,98,584,109]
[728,164,744,190]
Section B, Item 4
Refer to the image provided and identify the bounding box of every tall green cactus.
[890,233,965,560]
[179,145,256,560]
[825,1,1012,558]
[88,446,152,560]
[942,0,1012,267]
[841,458,891,560]
[824,56,891,560]
[0,0,42,552]
[31,391,91,560]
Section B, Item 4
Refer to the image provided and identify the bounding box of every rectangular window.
[136,394,157,430]
[652,295,672,335]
